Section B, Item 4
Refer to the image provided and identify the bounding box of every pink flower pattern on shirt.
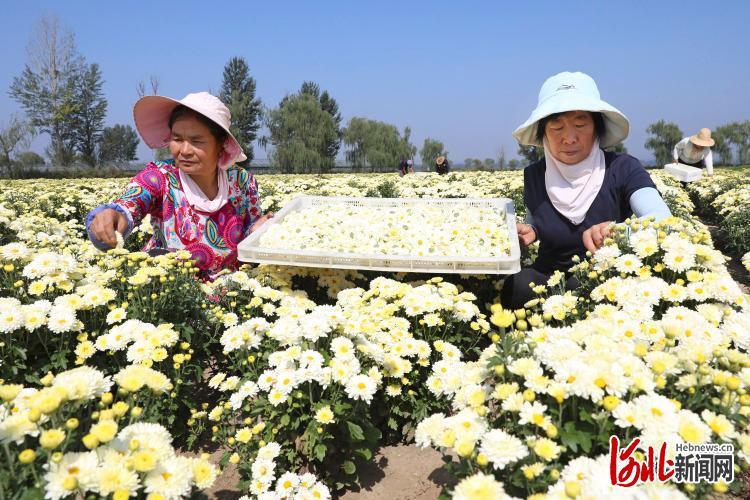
[114,160,261,275]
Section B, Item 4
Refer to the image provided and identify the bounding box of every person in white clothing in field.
[672,127,715,176]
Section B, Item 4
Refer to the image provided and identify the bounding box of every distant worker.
[399,158,414,176]
[435,156,450,175]
[672,128,714,177]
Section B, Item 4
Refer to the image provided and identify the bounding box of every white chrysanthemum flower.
[614,253,643,274]
[701,409,738,440]
[52,366,112,401]
[229,380,259,410]
[415,413,446,448]
[478,429,528,470]
[592,245,621,271]
[518,401,551,428]
[257,442,282,461]
[275,471,300,496]
[219,376,241,392]
[452,472,511,500]
[345,374,378,404]
[105,307,127,325]
[251,458,276,483]
[21,300,51,331]
[46,305,78,334]
[43,451,98,500]
[208,372,227,389]
[144,455,193,499]
[112,422,174,461]
[629,228,658,258]
[0,413,39,444]
[0,242,30,260]
[330,337,355,359]
[0,302,24,333]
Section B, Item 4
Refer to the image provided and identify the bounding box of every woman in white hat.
[672,128,715,176]
[500,72,672,309]
[85,92,272,277]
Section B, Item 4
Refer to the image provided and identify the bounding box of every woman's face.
[544,111,596,164]
[169,115,222,176]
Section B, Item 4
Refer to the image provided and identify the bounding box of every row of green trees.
[3,15,450,174]
[260,82,456,172]
[6,16,749,174]
[644,120,750,166]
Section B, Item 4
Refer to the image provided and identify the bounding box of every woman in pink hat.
[85,92,272,277]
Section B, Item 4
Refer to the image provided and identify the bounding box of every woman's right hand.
[90,208,128,248]
[516,223,537,247]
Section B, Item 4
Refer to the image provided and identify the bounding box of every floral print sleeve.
[87,161,262,276]
[114,162,165,226]
[235,168,261,238]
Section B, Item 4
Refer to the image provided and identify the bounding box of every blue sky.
[1,0,748,165]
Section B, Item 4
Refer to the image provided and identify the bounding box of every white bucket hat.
[513,71,629,149]
[133,92,247,169]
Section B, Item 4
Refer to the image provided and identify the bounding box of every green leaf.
[314,443,327,461]
[560,421,593,453]
[346,421,364,441]
[363,424,381,443]
[342,460,356,475]
[280,414,290,426]
[19,488,44,500]
[355,447,373,460]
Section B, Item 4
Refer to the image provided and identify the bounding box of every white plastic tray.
[664,163,703,182]
[238,195,521,274]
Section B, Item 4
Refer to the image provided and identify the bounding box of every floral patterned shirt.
[86,160,261,275]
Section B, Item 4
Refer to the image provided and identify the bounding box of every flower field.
[1,169,749,499]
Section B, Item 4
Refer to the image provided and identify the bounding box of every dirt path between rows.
[201,444,451,499]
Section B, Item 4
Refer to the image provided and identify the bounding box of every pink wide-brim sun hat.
[133,92,247,169]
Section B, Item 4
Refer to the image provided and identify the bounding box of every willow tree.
[265,93,338,173]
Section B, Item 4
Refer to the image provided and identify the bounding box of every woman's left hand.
[582,221,613,252]
[250,212,274,233]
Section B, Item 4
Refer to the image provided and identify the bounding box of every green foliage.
[13,151,45,168]
[463,158,481,169]
[714,121,750,165]
[0,115,36,169]
[220,56,263,164]
[98,124,139,163]
[343,117,416,171]
[644,120,682,167]
[713,125,734,164]
[319,90,343,159]
[462,158,496,170]
[516,144,543,165]
[70,62,107,167]
[723,209,750,254]
[297,81,343,162]
[266,93,339,173]
[364,179,401,198]
[420,138,447,169]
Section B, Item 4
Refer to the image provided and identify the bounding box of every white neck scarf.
[543,137,606,225]
[178,168,229,213]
